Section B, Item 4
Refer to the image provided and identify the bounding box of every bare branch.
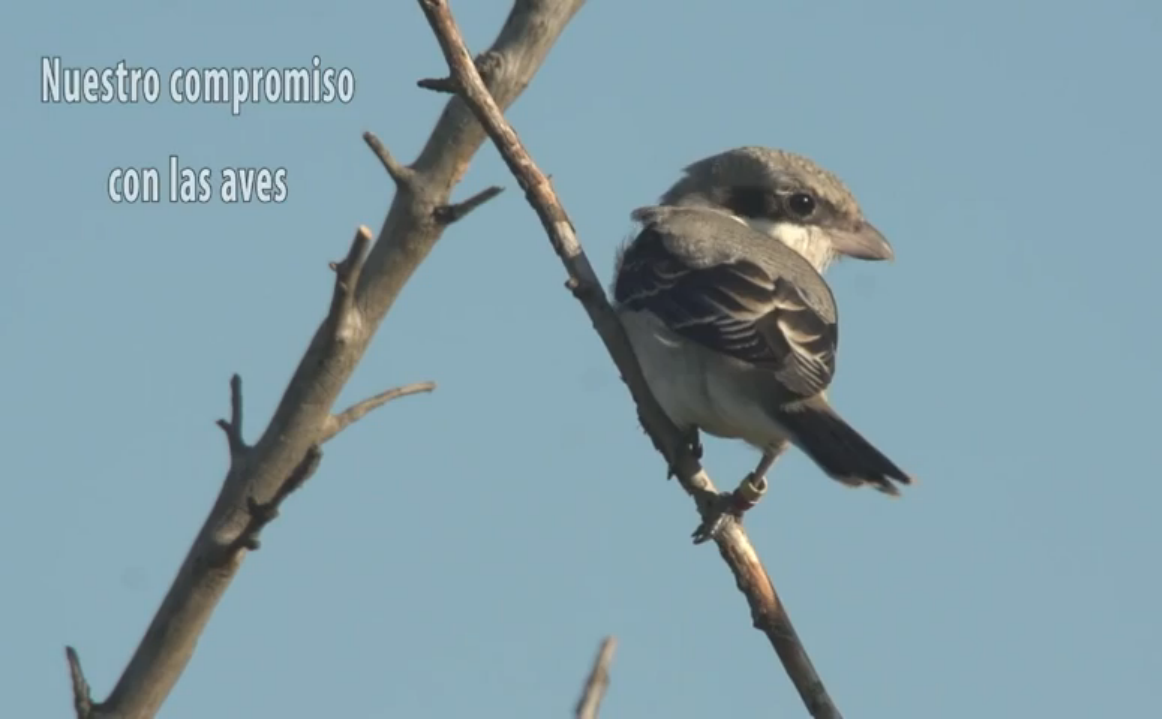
[319,381,437,443]
[418,49,503,95]
[416,76,458,94]
[66,647,94,719]
[362,131,416,190]
[418,2,842,717]
[434,185,504,225]
[214,374,247,459]
[66,2,587,717]
[575,637,617,719]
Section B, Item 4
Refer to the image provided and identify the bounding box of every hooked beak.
[830,222,894,261]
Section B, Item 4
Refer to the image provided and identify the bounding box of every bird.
[612,146,912,541]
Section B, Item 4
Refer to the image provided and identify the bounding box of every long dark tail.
[775,395,913,495]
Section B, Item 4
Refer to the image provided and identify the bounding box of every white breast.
[617,308,791,449]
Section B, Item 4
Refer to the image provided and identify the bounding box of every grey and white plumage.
[613,147,911,495]
[658,146,895,271]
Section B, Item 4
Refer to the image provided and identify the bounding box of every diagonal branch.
[319,381,437,443]
[214,446,324,563]
[575,636,617,719]
[417,1,842,717]
[64,3,587,718]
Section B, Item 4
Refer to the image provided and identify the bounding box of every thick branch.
[417,2,841,717]
[66,2,586,718]
[215,446,323,562]
[575,637,617,719]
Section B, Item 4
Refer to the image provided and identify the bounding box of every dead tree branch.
[320,381,437,443]
[417,1,842,716]
[435,185,506,225]
[575,637,617,719]
[65,648,93,719]
[214,445,324,564]
[63,2,585,717]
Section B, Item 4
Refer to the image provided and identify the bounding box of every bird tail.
[775,395,913,495]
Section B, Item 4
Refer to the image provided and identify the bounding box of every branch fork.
[362,131,417,192]
[319,382,437,443]
[434,185,505,224]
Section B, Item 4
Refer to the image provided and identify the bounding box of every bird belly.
[701,354,793,449]
[619,310,712,432]
[618,309,789,449]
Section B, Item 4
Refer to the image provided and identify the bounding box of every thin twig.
[434,185,505,225]
[214,374,247,459]
[320,381,437,443]
[65,647,94,719]
[575,637,617,719]
[362,131,416,189]
[418,50,502,95]
[417,2,842,716]
[416,76,459,93]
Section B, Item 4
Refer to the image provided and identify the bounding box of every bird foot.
[690,472,768,544]
[691,492,738,544]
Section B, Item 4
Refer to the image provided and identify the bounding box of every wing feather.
[615,226,838,398]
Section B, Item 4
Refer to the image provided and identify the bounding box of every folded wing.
[615,223,838,399]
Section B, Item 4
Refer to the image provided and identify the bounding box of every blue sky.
[3,1,1160,717]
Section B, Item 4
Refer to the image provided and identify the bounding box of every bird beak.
[830,222,894,261]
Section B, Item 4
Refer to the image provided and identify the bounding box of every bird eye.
[787,192,816,217]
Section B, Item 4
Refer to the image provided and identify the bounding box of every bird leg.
[743,445,783,494]
[691,443,787,544]
[686,427,704,460]
[667,427,704,479]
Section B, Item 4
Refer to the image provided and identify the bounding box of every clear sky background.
[3,1,1160,717]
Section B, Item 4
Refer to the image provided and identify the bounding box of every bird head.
[659,146,894,272]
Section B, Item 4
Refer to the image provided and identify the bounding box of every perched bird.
[613,147,911,539]
[657,146,896,269]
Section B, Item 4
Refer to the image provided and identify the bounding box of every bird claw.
[690,472,768,544]
[691,492,739,544]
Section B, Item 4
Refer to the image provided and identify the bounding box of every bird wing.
[614,222,838,398]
